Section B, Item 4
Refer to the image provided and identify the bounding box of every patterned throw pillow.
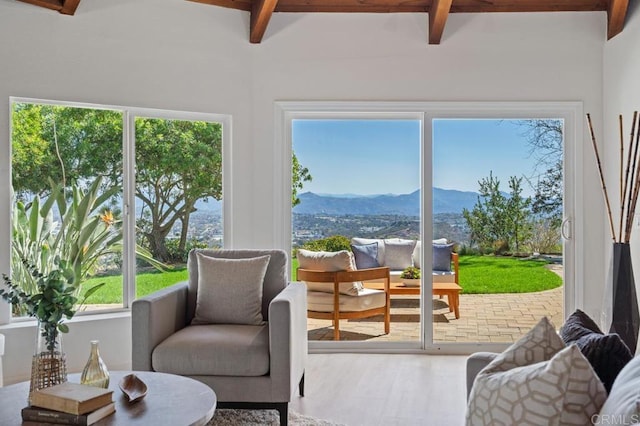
[560,309,633,393]
[466,317,607,425]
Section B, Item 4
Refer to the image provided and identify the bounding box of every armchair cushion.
[152,324,270,377]
[296,249,362,295]
[192,253,271,325]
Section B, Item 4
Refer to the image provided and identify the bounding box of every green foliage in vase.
[0,259,103,352]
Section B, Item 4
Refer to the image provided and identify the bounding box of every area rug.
[207,409,345,426]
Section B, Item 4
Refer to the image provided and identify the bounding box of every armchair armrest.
[268,282,308,400]
[466,352,498,399]
[132,281,189,371]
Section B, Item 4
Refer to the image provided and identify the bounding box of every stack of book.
[22,382,115,426]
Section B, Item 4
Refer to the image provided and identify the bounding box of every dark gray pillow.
[433,243,454,272]
[351,243,380,269]
[560,309,633,393]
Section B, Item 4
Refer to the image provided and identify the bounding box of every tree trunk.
[146,228,171,262]
[178,200,196,253]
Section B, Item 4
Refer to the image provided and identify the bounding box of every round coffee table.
[0,371,216,425]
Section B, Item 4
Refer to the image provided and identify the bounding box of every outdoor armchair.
[132,249,307,426]
[297,266,391,340]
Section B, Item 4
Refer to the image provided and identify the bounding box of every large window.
[276,101,581,353]
[8,99,230,316]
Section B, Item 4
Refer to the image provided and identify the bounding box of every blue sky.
[292,119,540,196]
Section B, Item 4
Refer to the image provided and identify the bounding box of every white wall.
[603,1,640,351]
[0,0,607,383]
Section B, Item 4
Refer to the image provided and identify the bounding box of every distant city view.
[291,187,474,246]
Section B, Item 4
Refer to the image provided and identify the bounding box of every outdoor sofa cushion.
[297,249,362,295]
[351,242,380,269]
[306,288,386,313]
[350,237,452,274]
[383,238,416,270]
[432,243,455,272]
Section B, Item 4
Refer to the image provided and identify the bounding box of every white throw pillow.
[191,253,270,325]
[466,317,607,426]
[297,249,363,296]
[383,238,416,270]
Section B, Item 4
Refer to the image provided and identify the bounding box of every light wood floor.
[290,354,468,426]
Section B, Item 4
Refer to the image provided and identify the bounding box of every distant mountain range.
[293,188,480,216]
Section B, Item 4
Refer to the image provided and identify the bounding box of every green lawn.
[458,255,562,294]
[78,255,561,304]
[80,267,189,304]
[293,255,560,294]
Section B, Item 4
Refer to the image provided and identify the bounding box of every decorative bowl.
[118,373,148,403]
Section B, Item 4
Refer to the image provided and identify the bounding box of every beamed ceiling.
[18,0,629,44]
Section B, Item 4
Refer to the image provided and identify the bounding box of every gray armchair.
[132,249,307,426]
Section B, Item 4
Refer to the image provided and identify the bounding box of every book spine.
[22,408,87,426]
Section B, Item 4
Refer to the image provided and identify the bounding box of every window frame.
[1,97,232,323]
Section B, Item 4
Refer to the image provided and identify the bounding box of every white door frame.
[274,100,582,354]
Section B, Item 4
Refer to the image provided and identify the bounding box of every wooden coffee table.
[364,281,462,319]
[0,370,216,425]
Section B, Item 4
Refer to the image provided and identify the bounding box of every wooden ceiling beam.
[429,0,452,44]
[60,0,81,15]
[17,0,63,12]
[250,0,279,43]
[450,0,607,12]
[607,0,629,39]
[17,0,82,14]
[187,0,252,12]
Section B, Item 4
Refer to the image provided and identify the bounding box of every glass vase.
[29,321,67,402]
[80,340,110,388]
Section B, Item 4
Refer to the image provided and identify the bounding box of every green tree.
[12,103,123,199]
[292,153,312,207]
[135,118,223,262]
[504,176,532,252]
[516,119,563,226]
[463,172,532,253]
[12,102,313,263]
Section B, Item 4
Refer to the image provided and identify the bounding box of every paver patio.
[307,285,564,343]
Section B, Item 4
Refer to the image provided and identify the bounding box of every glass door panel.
[431,119,565,344]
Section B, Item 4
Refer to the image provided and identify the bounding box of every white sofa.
[350,237,458,284]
